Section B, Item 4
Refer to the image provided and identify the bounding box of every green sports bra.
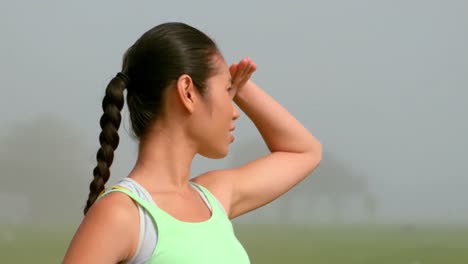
[98,182,250,264]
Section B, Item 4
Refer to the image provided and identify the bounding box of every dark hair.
[84,22,220,215]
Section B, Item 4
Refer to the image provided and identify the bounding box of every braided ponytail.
[84,73,128,215]
[83,22,220,214]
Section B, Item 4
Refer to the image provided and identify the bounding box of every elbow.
[307,140,322,170]
[316,141,323,163]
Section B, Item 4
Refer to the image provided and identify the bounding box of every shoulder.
[87,191,141,254]
[63,191,140,263]
[91,190,140,226]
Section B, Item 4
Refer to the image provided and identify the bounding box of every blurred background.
[1,0,467,263]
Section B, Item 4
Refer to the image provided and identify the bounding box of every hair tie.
[116,72,130,86]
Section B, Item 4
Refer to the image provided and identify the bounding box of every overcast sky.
[1,0,467,224]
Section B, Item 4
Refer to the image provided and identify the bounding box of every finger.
[233,59,246,84]
[234,62,245,83]
[229,63,238,77]
[244,59,255,76]
[241,66,251,81]
[245,58,256,75]
[236,60,244,74]
[239,58,250,77]
[249,60,257,74]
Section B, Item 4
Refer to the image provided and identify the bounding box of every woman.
[63,22,322,263]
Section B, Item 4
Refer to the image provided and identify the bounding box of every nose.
[232,104,240,120]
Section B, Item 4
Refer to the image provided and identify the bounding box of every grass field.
[1,224,467,263]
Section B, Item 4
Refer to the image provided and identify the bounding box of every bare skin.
[63,56,322,263]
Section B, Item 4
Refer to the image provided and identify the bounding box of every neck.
[129,121,197,193]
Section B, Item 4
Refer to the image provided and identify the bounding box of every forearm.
[234,80,321,155]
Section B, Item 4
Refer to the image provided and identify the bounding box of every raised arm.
[194,58,322,219]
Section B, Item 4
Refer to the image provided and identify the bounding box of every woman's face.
[196,56,239,159]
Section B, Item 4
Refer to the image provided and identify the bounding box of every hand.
[229,57,257,92]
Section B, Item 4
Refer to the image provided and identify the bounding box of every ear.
[176,74,198,113]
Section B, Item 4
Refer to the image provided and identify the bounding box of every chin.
[200,147,229,159]
[210,151,229,159]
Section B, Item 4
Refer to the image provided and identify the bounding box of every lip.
[229,126,235,143]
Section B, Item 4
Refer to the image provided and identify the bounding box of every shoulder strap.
[190,182,228,216]
[97,186,163,262]
[97,186,159,217]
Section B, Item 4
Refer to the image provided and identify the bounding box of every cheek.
[210,92,229,114]
[204,89,232,128]
[218,99,234,124]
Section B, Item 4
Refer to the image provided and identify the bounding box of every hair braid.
[83,22,220,214]
[84,75,126,215]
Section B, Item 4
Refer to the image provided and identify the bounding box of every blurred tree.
[306,151,370,223]
[0,115,91,227]
[230,138,379,224]
[363,190,378,222]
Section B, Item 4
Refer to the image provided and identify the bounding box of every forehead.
[210,55,231,83]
